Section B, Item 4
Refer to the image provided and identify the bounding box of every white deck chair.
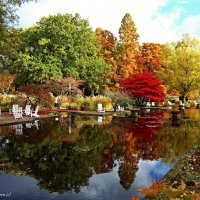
[168,101,174,109]
[168,101,175,106]
[97,103,105,112]
[24,105,32,116]
[146,102,151,107]
[31,106,39,117]
[13,106,23,119]
[116,105,124,111]
[10,104,18,114]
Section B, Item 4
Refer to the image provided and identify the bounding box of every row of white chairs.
[146,102,156,107]
[10,104,39,119]
[97,103,125,112]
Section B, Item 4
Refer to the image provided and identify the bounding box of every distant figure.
[55,96,61,109]
[26,97,31,105]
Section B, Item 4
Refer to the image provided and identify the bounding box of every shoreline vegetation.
[162,139,200,199]
[134,139,200,200]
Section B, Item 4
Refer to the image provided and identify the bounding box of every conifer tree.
[117,13,141,80]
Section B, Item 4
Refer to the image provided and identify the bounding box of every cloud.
[16,0,199,44]
[139,7,184,43]
[177,15,200,37]
[179,0,188,3]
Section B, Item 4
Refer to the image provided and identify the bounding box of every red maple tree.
[120,71,165,105]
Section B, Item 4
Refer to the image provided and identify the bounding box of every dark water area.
[0,109,199,200]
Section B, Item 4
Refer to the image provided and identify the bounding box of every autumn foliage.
[117,13,140,80]
[45,77,84,96]
[120,71,165,105]
[0,72,16,94]
[132,111,164,142]
[139,42,164,72]
[18,84,53,107]
[138,180,164,198]
[95,28,117,88]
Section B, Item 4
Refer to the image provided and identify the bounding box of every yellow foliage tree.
[0,71,16,94]
[158,34,200,101]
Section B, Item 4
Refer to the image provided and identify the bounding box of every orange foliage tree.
[117,13,141,82]
[139,43,164,72]
[18,84,54,107]
[95,28,118,89]
[45,77,84,96]
[0,71,16,94]
[137,180,164,198]
[118,132,139,190]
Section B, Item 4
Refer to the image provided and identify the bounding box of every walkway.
[0,111,58,126]
[0,109,115,126]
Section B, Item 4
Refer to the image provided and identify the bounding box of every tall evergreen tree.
[117,13,140,80]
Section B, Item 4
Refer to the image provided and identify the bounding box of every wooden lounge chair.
[31,106,39,117]
[10,104,18,114]
[116,105,124,111]
[13,106,23,119]
[97,103,105,112]
[24,105,32,116]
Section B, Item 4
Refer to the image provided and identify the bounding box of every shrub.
[104,90,133,109]
[93,96,112,111]
[0,93,26,110]
[74,96,112,111]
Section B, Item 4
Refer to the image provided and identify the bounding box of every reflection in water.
[0,109,199,200]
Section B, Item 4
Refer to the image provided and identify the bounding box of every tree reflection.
[118,132,139,190]
[158,119,200,163]
[0,110,199,194]
[0,139,96,193]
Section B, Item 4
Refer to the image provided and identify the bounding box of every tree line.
[0,0,200,100]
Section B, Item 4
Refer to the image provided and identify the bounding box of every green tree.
[0,0,35,69]
[13,13,110,93]
[158,34,200,100]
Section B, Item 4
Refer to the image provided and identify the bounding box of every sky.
[16,0,200,44]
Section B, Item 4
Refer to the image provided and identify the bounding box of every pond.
[0,109,199,200]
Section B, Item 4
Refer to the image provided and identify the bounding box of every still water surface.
[0,109,199,200]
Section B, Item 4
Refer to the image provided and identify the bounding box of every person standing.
[26,97,31,105]
[55,96,58,108]
[55,96,61,109]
